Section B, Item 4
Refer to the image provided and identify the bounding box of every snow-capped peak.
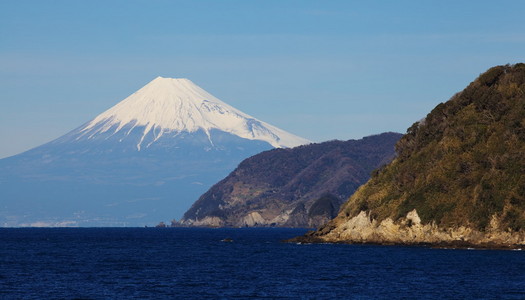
[78,77,310,149]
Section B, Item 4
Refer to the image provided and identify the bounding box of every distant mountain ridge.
[180,132,402,228]
[0,77,309,227]
[295,64,525,248]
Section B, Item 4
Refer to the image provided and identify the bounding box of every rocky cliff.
[179,132,402,227]
[294,64,525,248]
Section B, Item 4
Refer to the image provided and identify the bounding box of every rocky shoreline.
[287,209,525,250]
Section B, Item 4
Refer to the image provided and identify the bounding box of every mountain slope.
[180,132,402,228]
[296,64,525,248]
[0,78,310,227]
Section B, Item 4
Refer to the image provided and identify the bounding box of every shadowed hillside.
[180,132,402,227]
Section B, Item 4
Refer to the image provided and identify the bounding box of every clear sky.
[1,0,524,158]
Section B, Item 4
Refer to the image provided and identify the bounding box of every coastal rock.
[306,209,525,248]
[189,216,224,227]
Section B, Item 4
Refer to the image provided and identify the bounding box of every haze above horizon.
[1,0,525,158]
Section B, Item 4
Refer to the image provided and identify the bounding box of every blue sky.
[1,0,525,158]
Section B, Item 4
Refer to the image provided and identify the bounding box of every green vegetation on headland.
[295,64,525,248]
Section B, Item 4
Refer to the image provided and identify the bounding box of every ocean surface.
[1,228,524,299]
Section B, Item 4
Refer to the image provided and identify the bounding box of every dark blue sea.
[1,228,524,299]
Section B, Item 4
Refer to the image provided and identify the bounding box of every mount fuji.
[0,77,310,227]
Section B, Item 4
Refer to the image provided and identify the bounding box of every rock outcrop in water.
[293,64,525,248]
[180,133,402,228]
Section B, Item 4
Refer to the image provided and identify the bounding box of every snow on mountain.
[76,77,310,150]
[0,77,310,227]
